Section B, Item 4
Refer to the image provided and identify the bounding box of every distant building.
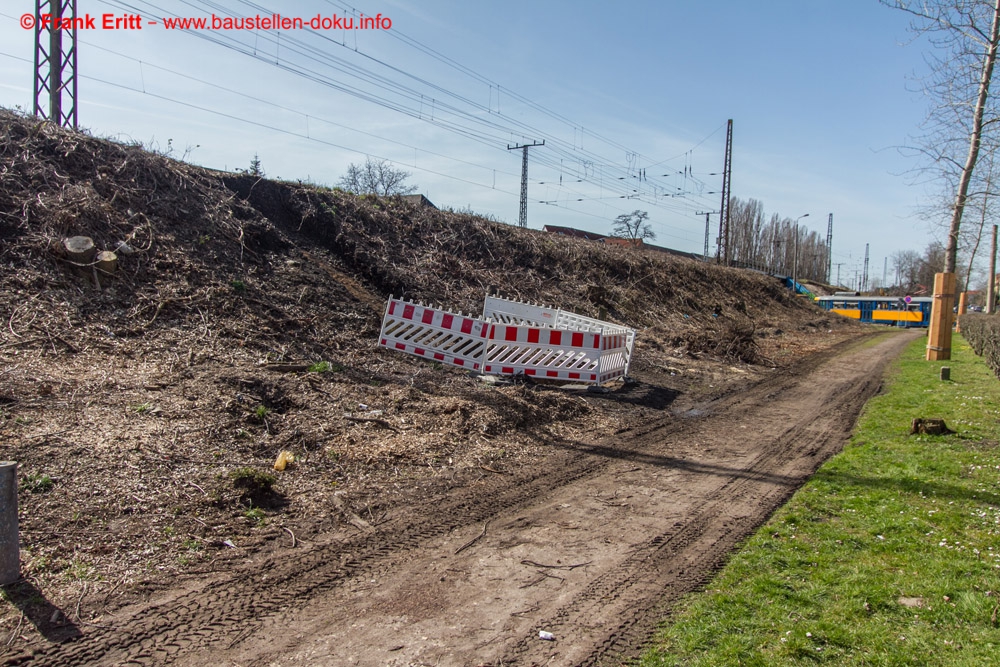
[542,224,699,260]
[400,194,437,209]
[602,237,643,248]
[542,225,606,241]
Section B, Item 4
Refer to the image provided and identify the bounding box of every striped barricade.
[483,295,636,376]
[596,331,630,384]
[482,322,602,383]
[378,295,638,385]
[378,298,489,371]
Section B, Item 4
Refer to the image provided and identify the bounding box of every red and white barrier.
[379,298,489,371]
[482,322,603,382]
[378,295,637,385]
[483,295,636,376]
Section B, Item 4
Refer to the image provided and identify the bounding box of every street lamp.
[792,214,809,289]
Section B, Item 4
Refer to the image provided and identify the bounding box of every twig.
[68,578,116,627]
[519,570,565,589]
[520,559,591,570]
[74,582,87,623]
[454,520,490,555]
[478,464,504,475]
[5,612,23,647]
[307,383,337,399]
[282,526,297,548]
[186,481,208,496]
[7,307,23,339]
[0,337,42,351]
[264,363,310,372]
[510,604,540,617]
[101,575,129,604]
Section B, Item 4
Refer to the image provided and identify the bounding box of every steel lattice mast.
[33,0,78,129]
[507,141,544,228]
[717,119,733,264]
[826,213,833,283]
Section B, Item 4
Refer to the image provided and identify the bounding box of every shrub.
[959,314,1000,378]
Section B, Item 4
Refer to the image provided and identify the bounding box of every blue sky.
[0,1,940,285]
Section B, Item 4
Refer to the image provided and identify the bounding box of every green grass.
[22,472,54,494]
[307,360,343,373]
[244,506,266,525]
[641,335,1000,666]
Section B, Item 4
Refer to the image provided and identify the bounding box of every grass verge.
[641,334,1000,666]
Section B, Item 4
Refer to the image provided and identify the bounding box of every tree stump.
[909,418,955,436]
[63,236,95,266]
[95,250,118,275]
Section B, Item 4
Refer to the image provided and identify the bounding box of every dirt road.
[7,330,918,667]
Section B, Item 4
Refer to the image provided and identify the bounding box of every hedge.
[959,313,1000,378]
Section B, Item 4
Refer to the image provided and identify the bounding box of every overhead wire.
[20,0,724,245]
[80,40,523,180]
[103,0,708,204]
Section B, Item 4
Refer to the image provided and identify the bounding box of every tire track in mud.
[6,441,620,666]
[4,331,915,666]
[501,333,910,666]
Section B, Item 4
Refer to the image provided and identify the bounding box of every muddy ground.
[0,107,872,663]
[2,330,916,666]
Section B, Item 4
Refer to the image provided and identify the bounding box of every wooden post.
[0,461,18,585]
[956,292,968,332]
[927,272,957,361]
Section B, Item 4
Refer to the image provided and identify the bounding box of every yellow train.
[815,295,932,328]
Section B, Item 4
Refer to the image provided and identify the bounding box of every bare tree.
[886,0,1000,273]
[892,249,923,290]
[728,197,765,268]
[338,157,418,196]
[611,210,656,242]
[721,197,831,282]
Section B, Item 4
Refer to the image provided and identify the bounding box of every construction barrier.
[483,295,636,376]
[378,295,637,385]
[379,298,489,371]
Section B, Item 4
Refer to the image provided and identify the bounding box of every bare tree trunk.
[964,156,994,291]
[947,0,1000,273]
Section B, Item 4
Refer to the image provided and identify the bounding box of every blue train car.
[815,295,932,328]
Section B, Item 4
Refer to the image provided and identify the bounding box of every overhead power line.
[12,0,728,247]
[97,0,724,210]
